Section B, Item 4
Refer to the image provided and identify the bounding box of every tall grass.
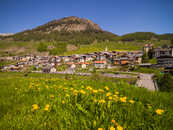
[0,72,173,129]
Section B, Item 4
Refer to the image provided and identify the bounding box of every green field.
[0,40,171,56]
[0,72,173,129]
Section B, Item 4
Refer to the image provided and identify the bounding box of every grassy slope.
[0,72,173,129]
[0,40,171,56]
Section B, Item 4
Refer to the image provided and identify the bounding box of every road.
[136,73,156,91]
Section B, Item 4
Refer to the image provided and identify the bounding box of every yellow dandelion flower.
[80,90,86,94]
[73,90,78,94]
[58,85,62,88]
[110,126,115,130]
[99,99,106,103]
[120,97,127,103]
[108,96,113,100]
[115,91,119,95]
[65,94,70,97]
[44,104,50,111]
[106,92,112,96]
[117,125,123,130]
[104,86,109,90]
[98,89,104,92]
[156,109,164,115]
[111,119,116,123]
[62,100,65,104]
[86,86,92,90]
[113,94,118,98]
[32,104,39,111]
[98,128,104,130]
[129,100,135,104]
[93,89,98,93]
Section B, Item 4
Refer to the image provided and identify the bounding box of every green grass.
[0,72,173,129]
[0,40,171,56]
[133,66,163,75]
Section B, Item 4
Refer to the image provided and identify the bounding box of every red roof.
[94,61,105,64]
[76,62,91,65]
[66,62,74,65]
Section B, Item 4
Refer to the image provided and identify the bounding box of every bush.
[157,73,173,92]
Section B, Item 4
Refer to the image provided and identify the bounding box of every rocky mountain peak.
[35,16,102,33]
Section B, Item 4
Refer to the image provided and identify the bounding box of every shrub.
[157,73,173,92]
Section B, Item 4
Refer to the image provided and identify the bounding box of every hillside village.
[1,44,173,74]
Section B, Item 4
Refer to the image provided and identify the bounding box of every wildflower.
[62,100,65,104]
[106,92,112,96]
[58,85,62,88]
[98,89,104,92]
[44,104,50,111]
[99,99,106,103]
[156,109,164,115]
[115,91,119,95]
[98,128,104,130]
[117,125,123,130]
[86,86,92,90]
[65,94,70,97]
[110,126,115,130]
[111,119,116,124]
[45,85,49,89]
[93,89,98,93]
[129,100,135,104]
[81,85,84,88]
[108,96,113,100]
[80,89,86,94]
[120,97,127,103]
[113,94,118,98]
[73,90,78,95]
[104,86,109,90]
[32,104,39,111]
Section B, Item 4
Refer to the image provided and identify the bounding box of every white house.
[71,64,76,69]
[50,67,56,73]
[81,64,87,69]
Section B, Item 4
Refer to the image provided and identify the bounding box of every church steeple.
[105,46,108,52]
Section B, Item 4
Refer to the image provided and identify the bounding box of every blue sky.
[0,0,173,35]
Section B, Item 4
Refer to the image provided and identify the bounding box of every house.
[154,47,173,58]
[154,46,173,67]
[120,57,130,65]
[96,54,106,61]
[143,44,153,53]
[78,62,90,69]
[94,61,106,68]
[81,64,87,69]
[43,67,51,73]
[71,64,76,69]
[50,67,56,73]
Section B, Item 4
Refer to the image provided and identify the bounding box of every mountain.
[33,16,102,32]
[0,33,14,36]
[120,32,173,41]
[5,16,118,44]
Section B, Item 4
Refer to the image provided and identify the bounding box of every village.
[1,44,173,74]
